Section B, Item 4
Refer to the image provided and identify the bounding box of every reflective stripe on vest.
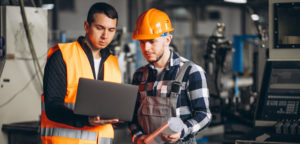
[41,127,97,140]
[98,137,113,144]
[41,127,113,144]
[41,41,121,144]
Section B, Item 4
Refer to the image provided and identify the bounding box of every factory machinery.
[203,0,300,143]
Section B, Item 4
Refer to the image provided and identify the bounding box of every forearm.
[44,100,90,127]
[181,65,212,137]
[181,110,211,137]
[181,88,211,137]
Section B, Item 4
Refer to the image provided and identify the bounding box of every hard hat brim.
[132,33,161,40]
[132,28,174,40]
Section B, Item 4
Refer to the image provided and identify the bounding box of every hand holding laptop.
[88,116,119,126]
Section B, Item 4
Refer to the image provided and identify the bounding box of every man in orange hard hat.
[129,8,212,144]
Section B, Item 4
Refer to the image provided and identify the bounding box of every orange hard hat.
[132,8,174,40]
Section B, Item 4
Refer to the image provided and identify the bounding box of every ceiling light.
[251,14,259,21]
[224,0,247,4]
[42,4,54,10]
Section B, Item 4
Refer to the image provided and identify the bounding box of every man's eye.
[109,29,115,32]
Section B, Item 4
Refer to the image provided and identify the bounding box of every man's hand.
[136,135,147,144]
[88,116,119,126]
[161,132,181,143]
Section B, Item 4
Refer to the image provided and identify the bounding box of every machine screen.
[256,61,300,123]
[274,2,300,48]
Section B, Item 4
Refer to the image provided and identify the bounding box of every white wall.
[0,6,48,144]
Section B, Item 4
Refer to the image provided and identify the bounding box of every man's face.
[84,13,117,50]
[139,37,166,63]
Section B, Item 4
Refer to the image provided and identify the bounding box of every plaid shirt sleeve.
[180,63,212,138]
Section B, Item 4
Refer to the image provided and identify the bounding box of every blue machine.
[233,35,259,73]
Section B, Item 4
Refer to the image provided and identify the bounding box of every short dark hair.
[87,2,118,25]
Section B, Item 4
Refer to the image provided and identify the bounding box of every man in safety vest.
[41,2,121,144]
[129,8,212,144]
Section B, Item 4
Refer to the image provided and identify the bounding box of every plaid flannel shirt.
[129,51,211,142]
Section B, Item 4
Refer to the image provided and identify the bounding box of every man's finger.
[168,135,178,139]
[95,116,100,121]
[101,119,119,124]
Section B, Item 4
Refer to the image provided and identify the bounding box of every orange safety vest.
[41,41,121,144]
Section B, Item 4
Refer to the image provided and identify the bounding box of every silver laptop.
[74,78,138,122]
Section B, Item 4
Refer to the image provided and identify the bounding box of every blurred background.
[0,0,300,143]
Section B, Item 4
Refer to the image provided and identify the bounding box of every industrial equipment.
[234,60,300,143]
[205,23,233,98]
[255,61,300,127]
[205,24,261,127]
[235,0,300,143]
[269,0,300,60]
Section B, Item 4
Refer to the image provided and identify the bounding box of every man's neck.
[85,37,101,59]
[91,49,101,59]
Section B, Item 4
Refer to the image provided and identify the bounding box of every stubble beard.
[148,52,164,64]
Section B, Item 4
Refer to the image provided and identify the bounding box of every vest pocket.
[138,104,170,134]
[141,104,169,117]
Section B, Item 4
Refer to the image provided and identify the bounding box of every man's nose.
[144,41,152,51]
[101,30,108,39]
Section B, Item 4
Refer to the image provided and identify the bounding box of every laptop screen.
[74,78,138,122]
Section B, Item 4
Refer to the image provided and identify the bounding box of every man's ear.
[165,34,173,45]
[84,21,89,33]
